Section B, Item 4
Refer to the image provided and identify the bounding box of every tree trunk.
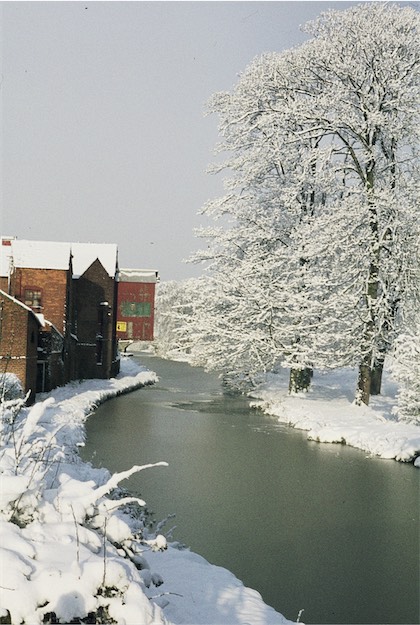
[355,154,379,408]
[356,363,371,405]
[370,356,384,396]
[289,367,313,393]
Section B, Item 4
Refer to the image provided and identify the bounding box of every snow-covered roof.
[0,289,43,323]
[34,314,64,335]
[9,239,118,278]
[71,243,118,279]
[11,240,71,271]
[118,268,159,283]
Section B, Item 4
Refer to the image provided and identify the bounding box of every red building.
[0,238,158,400]
[116,269,159,342]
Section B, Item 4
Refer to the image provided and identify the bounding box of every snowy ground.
[0,357,294,625]
[249,366,420,466]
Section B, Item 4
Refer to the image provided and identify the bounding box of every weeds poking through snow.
[0,372,170,624]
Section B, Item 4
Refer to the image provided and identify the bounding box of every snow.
[0,356,295,625]
[11,239,71,271]
[9,239,118,278]
[249,367,420,464]
[0,372,24,401]
[71,242,118,278]
[0,289,41,317]
[146,547,291,625]
[119,268,159,283]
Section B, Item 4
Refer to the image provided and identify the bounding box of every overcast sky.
[1,1,409,280]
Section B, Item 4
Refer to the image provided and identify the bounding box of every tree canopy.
[160,3,420,407]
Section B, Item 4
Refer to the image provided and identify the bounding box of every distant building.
[0,238,158,401]
[116,269,159,342]
[0,239,121,398]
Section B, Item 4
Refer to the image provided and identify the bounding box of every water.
[81,354,419,624]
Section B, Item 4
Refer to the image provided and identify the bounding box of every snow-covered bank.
[0,357,294,625]
[250,367,420,466]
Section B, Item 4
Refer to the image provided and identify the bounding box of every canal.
[81,353,419,624]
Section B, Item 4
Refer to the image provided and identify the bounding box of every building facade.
[1,239,122,398]
[0,290,41,403]
[116,269,158,342]
[73,258,119,380]
[0,238,157,402]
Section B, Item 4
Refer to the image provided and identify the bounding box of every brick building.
[116,269,159,342]
[1,239,120,397]
[10,239,71,334]
[0,237,157,401]
[73,257,119,380]
[0,290,41,403]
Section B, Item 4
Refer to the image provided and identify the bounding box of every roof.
[0,289,43,324]
[71,242,118,279]
[9,239,118,278]
[118,268,159,283]
[11,240,71,271]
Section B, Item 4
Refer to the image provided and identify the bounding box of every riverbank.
[249,366,420,466]
[0,357,294,625]
[148,345,420,465]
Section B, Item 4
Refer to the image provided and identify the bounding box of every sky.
[0,0,413,281]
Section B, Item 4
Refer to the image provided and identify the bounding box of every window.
[120,301,151,317]
[24,289,42,309]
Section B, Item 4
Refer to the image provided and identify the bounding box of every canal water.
[81,354,419,624]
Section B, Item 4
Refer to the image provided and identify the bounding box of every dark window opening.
[25,289,42,309]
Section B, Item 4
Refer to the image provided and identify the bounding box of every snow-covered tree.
[298,3,420,404]
[193,3,419,403]
[154,279,204,360]
[191,47,336,392]
[390,238,420,424]
[392,323,420,425]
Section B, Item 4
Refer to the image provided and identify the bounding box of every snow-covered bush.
[0,371,169,624]
[392,329,420,425]
[0,373,23,402]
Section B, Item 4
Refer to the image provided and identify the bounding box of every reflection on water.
[81,354,419,624]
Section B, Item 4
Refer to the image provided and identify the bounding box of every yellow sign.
[116,321,127,332]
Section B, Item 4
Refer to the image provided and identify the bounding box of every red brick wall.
[117,281,156,341]
[0,294,38,403]
[11,267,68,333]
